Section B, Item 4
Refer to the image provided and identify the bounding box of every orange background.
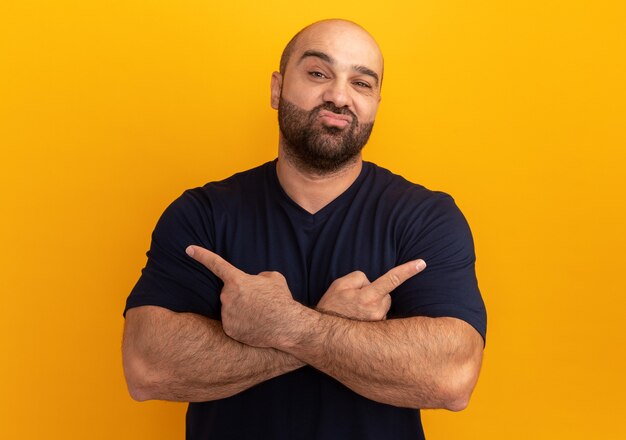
[1,1,625,438]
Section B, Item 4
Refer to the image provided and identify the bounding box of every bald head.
[279,19,384,85]
[271,19,383,175]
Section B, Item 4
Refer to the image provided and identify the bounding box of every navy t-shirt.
[125,160,487,440]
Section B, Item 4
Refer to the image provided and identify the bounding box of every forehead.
[290,22,383,76]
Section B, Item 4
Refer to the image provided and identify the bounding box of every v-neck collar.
[267,159,371,223]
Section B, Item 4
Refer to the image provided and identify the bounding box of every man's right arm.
[122,305,304,402]
[121,262,397,403]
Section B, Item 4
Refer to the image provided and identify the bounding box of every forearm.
[181,245,483,409]
[122,305,304,402]
[280,308,483,410]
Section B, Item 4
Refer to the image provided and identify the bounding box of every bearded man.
[122,19,487,440]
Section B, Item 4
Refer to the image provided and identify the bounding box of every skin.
[122,19,484,410]
[271,20,383,213]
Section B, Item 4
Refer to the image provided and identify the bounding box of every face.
[277,97,374,174]
[271,21,384,174]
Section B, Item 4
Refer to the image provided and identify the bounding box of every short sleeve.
[392,193,487,343]
[124,189,222,319]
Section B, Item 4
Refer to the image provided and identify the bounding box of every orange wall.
[1,1,625,438]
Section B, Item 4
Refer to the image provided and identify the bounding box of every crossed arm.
[123,245,484,410]
[123,306,304,402]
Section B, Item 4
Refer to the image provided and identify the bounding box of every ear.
[270,71,282,110]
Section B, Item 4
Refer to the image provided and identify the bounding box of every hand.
[316,260,427,321]
[186,245,304,348]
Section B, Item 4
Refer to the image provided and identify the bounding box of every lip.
[317,110,352,128]
[317,110,352,123]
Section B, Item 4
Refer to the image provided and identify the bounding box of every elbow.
[123,358,152,401]
[123,349,160,402]
[128,385,151,402]
[438,379,473,412]
[126,378,153,402]
[442,389,472,412]
[439,362,481,412]
[400,372,476,411]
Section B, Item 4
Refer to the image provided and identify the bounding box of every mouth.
[317,110,352,128]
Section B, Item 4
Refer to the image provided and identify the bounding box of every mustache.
[311,102,357,121]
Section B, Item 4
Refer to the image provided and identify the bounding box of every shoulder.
[168,160,273,213]
[361,162,475,261]
[152,161,273,243]
[362,161,460,221]
[189,160,271,199]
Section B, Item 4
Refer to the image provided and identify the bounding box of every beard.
[278,97,374,174]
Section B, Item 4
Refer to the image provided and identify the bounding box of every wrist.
[274,303,320,353]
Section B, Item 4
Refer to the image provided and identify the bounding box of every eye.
[309,71,328,79]
[353,81,372,89]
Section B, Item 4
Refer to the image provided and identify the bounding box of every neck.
[276,147,363,215]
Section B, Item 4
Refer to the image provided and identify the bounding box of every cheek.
[282,81,322,109]
[355,101,379,124]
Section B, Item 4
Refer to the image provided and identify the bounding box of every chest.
[212,202,400,306]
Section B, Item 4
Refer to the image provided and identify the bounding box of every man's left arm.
[186,245,484,410]
[279,312,483,410]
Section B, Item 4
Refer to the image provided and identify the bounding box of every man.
[123,19,486,440]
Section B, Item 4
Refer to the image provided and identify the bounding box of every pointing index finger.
[186,245,246,282]
[368,259,427,296]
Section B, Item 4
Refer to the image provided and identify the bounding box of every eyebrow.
[353,65,379,87]
[298,50,380,87]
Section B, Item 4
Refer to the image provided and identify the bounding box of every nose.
[322,79,351,109]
